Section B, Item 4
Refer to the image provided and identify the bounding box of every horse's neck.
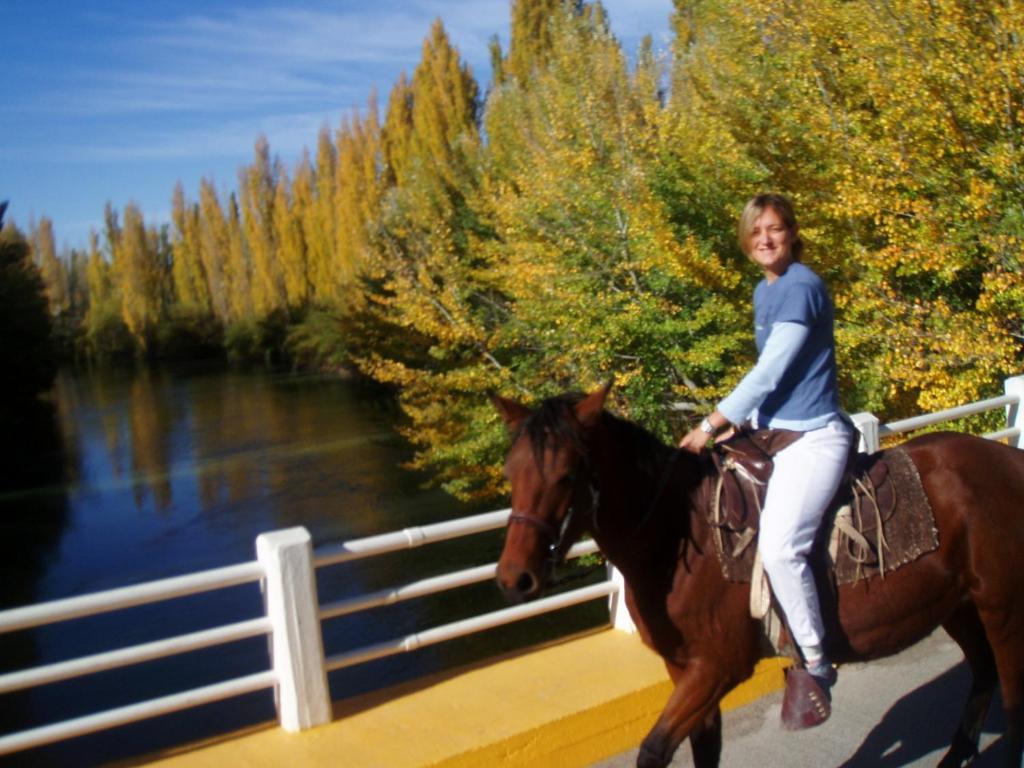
[588,416,704,559]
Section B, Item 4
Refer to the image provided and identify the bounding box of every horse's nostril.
[515,571,537,595]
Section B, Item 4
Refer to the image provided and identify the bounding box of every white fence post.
[607,565,636,633]
[1006,375,1024,449]
[256,527,331,732]
[850,412,881,454]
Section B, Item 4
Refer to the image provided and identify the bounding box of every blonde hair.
[737,193,804,262]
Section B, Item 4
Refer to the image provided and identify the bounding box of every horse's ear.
[575,379,613,428]
[490,392,531,432]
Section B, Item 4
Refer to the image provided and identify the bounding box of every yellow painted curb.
[430,656,789,768]
[140,631,789,768]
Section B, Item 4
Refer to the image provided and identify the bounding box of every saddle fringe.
[709,445,936,655]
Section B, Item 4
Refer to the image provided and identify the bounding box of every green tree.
[667,0,1024,415]
[472,9,744,483]
[354,19,495,497]
[29,216,69,316]
[0,204,57,407]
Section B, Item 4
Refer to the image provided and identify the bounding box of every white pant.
[757,419,852,654]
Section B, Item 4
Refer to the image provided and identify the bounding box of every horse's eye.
[557,472,576,487]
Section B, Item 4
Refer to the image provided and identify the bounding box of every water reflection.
[36,365,454,599]
[0,365,606,766]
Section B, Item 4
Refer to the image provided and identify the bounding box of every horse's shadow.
[838,660,1007,767]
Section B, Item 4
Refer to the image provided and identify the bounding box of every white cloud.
[6,0,676,249]
[20,1,675,128]
[65,109,349,163]
[58,3,504,118]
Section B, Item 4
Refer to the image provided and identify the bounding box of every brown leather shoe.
[781,667,834,730]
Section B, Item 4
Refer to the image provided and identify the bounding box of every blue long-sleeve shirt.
[717,262,841,430]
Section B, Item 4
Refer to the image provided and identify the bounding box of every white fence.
[851,375,1024,452]
[0,375,1021,757]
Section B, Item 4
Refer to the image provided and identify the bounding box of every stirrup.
[781,667,835,730]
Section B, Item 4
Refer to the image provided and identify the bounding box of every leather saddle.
[709,427,806,535]
[706,427,937,587]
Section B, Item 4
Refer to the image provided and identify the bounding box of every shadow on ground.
[838,661,1007,767]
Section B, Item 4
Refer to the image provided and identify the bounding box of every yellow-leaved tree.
[482,7,746,418]
[352,19,507,499]
[107,203,167,350]
[669,0,1023,417]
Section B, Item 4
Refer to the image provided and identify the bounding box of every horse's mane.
[522,393,679,483]
[600,409,680,483]
[520,393,588,469]
[520,393,699,549]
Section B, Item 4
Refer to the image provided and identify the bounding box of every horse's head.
[491,383,611,604]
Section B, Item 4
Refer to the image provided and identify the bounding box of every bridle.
[507,443,687,567]
[507,475,600,568]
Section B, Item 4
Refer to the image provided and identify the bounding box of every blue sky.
[1,0,675,252]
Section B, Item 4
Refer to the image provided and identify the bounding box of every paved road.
[593,630,1013,767]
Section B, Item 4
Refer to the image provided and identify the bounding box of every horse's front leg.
[638,658,727,768]
[690,706,722,767]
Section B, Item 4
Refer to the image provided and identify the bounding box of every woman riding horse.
[492,198,1024,767]
[678,193,852,728]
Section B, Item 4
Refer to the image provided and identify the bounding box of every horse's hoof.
[637,738,671,768]
[937,744,978,768]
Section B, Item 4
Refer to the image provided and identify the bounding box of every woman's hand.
[679,426,712,454]
[678,412,734,454]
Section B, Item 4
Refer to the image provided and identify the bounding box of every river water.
[0,365,605,767]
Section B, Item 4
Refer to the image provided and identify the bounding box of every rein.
[642,448,684,531]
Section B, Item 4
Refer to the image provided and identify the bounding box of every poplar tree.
[275,162,310,309]
[363,19,482,327]
[197,178,231,321]
[306,129,338,306]
[113,203,165,348]
[75,224,129,358]
[408,20,480,185]
[65,247,89,322]
[224,193,253,322]
[335,101,383,299]
[170,183,210,314]
[381,73,415,191]
[504,0,582,83]
[357,20,508,497]
[240,136,285,316]
[30,216,69,316]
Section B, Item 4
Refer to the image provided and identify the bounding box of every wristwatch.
[699,417,716,436]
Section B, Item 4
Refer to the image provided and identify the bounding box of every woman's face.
[746,206,794,282]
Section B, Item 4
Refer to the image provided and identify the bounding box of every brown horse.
[492,384,1024,768]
